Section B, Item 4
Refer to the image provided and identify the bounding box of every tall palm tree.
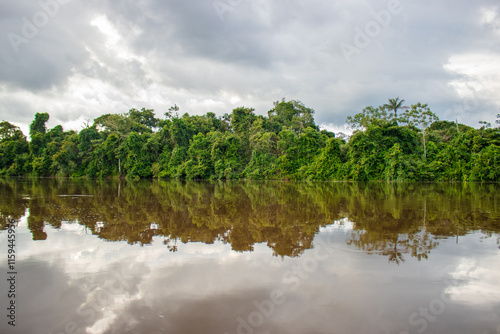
[383,97,406,119]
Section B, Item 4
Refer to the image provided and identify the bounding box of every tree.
[479,121,491,129]
[230,107,256,134]
[0,122,29,175]
[119,131,154,179]
[302,137,344,180]
[243,119,278,179]
[2,99,498,181]
[277,127,324,179]
[76,125,100,176]
[29,113,50,136]
[184,133,213,179]
[268,99,317,133]
[52,133,79,177]
[383,97,406,120]
[126,108,159,130]
[496,113,500,127]
[468,145,500,181]
[400,103,439,161]
[93,113,154,175]
[0,121,19,141]
[346,106,391,130]
[383,143,405,181]
[211,133,243,179]
[94,113,150,134]
[165,104,179,120]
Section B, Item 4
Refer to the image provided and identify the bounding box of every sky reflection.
[0,180,499,334]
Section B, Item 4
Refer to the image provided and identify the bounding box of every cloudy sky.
[1,0,499,136]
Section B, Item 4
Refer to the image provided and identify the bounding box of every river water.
[0,179,499,334]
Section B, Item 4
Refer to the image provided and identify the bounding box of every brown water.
[0,179,499,334]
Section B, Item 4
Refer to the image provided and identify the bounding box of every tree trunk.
[423,131,427,161]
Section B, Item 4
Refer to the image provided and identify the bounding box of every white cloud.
[479,6,499,34]
[443,52,500,123]
[446,255,500,306]
[319,123,354,136]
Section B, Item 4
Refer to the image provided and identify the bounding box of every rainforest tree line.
[0,98,499,181]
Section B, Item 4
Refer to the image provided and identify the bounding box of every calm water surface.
[0,179,499,334]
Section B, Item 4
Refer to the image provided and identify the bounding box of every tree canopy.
[1,98,499,181]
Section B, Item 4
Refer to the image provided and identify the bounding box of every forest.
[0,98,499,181]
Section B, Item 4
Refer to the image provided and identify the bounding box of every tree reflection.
[0,179,499,260]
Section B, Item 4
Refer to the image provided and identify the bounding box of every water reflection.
[1,179,500,334]
[1,179,499,260]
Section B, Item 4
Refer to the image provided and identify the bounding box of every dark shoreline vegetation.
[1,98,499,181]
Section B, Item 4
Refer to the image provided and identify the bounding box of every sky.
[0,0,499,137]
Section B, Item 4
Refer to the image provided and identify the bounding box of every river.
[0,179,499,334]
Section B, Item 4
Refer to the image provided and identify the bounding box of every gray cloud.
[0,0,499,133]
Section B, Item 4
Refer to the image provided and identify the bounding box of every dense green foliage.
[1,100,499,181]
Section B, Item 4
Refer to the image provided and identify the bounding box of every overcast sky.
[1,0,499,136]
